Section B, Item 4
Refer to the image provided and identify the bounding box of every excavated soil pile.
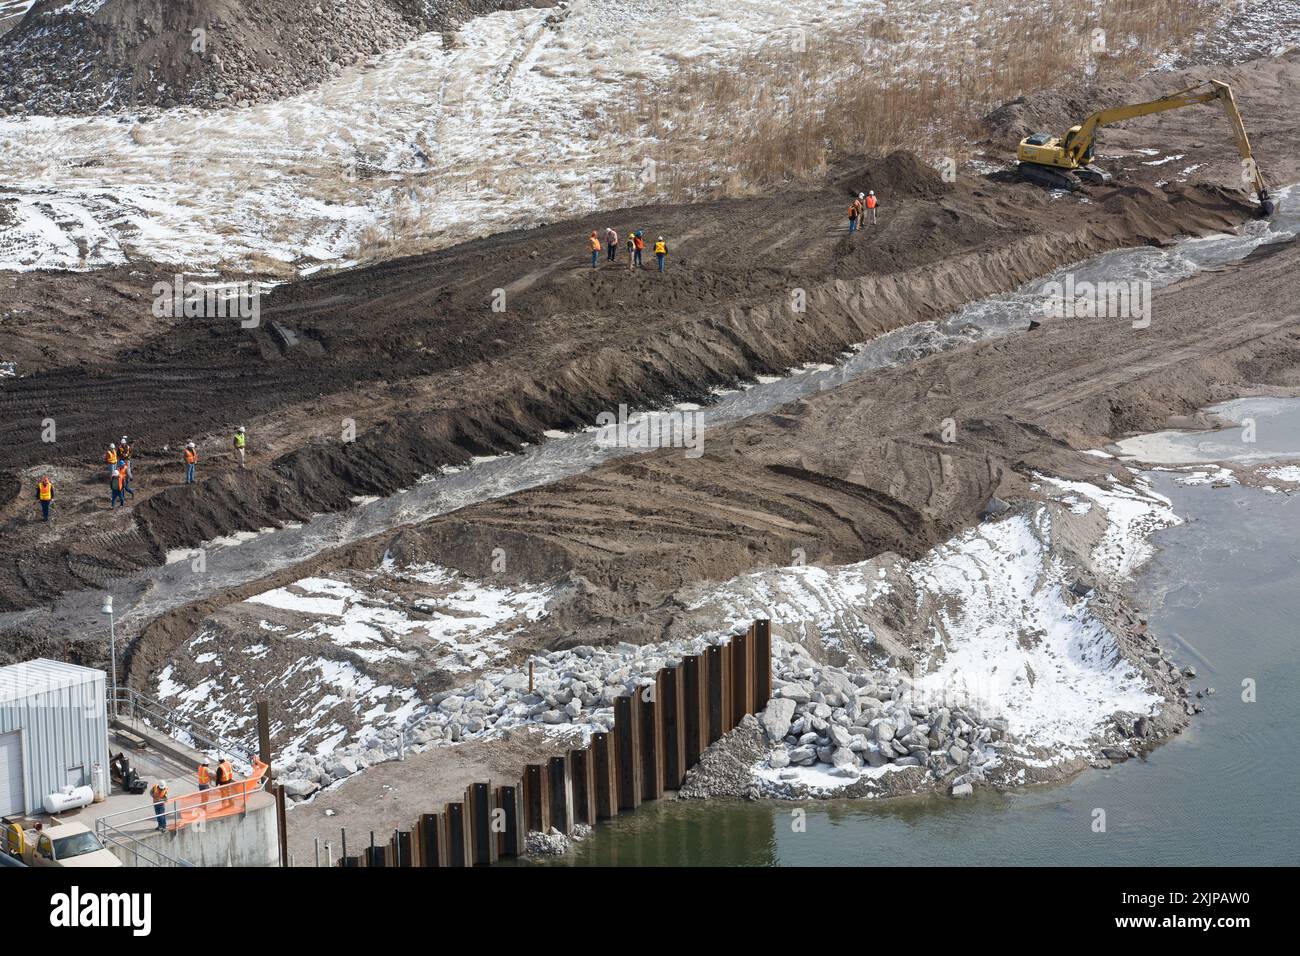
[0,0,552,115]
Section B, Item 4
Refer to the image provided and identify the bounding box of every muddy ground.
[0,53,1296,673]
[4,52,1300,636]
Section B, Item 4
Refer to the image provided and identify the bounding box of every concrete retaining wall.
[108,795,278,867]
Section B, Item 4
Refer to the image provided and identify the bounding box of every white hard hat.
[238,426,246,432]
[107,443,115,449]
[120,436,127,442]
[156,779,166,787]
[186,441,195,448]
[658,236,664,241]
[869,190,875,195]
[859,192,865,198]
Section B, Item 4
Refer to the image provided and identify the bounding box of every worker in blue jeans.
[654,236,667,272]
[150,780,169,832]
[110,463,127,507]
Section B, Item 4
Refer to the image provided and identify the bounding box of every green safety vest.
[234,433,246,448]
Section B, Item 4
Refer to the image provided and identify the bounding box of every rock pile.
[275,637,716,801]
[757,642,1008,796]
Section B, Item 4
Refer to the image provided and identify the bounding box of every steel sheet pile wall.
[340,620,772,867]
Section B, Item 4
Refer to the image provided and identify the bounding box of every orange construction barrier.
[169,758,269,831]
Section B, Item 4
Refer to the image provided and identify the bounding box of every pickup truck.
[2,818,122,868]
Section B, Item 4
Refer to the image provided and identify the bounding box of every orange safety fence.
[169,758,269,831]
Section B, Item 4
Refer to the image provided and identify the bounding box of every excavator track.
[1017,162,1082,192]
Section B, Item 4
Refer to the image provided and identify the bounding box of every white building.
[0,659,109,817]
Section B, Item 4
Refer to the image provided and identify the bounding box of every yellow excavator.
[1017,79,1274,216]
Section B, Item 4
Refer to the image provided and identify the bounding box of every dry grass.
[599,0,1225,200]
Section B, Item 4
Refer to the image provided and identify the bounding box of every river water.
[525,398,1300,866]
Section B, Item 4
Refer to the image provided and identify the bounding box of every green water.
[528,412,1300,866]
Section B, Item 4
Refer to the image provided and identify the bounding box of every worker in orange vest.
[149,779,169,832]
[589,230,601,268]
[848,197,861,233]
[216,758,235,809]
[104,443,118,478]
[865,190,879,225]
[117,435,133,479]
[110,460,128,508]
[36,475,53,521]
[183,442,198,484]
[197,760,211,793]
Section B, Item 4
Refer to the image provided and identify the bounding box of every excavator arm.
[1020,80,1273,215]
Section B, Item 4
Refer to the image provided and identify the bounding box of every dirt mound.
[834,150,955,202]
[0,0,551,115]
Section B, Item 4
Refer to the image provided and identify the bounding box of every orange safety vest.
[118,443,131,460]
[38,480,52,501]
[848,203,859,218]
[105,448,118,465]
[866,195,877,209]
[216,761,233,785]
[589,235,600,251]
[150,784,168,802]
[634,235,645,250]
[197,765,211,786]
[113,467,126,490]
[184,448,197,464]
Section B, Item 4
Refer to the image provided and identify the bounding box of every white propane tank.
[92,762,107,803]
[44,785,95,814]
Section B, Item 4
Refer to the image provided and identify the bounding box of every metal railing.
[97,821,194,868]
[95,768,269,844]
[108,688,258,771]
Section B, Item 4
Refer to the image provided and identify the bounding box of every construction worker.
[654,236,668,273]
[848,197,860,233]
[635,231,646,269]
[588,230,601,268]
[117,435,133,479]
[605,227,618,262]
[625,230,636,271]
[110,460,128,508]
[866,190,879,225]
[104,442,118,478]
[233,426,247,467]
[184,442,198,483]
[149,779,169,832]
[197,760,211,793]
[36,475,53,521]
[215,757,235,808]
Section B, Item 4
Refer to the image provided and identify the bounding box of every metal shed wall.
[0,659,109,815]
